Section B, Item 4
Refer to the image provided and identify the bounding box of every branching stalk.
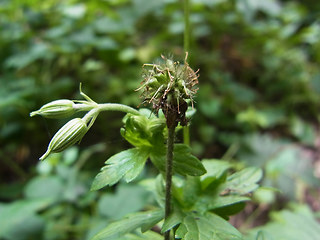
[164,125,175,240]
[73,103,141,116]
[97,103,140,115]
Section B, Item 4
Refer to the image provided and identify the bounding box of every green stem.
[97,103,140,115]
[183,125,190,146]
[165,125,175,240]
[184,0,190,53]
[183,0,190,146]
[76,103,140,116]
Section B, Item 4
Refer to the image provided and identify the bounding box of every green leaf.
[0,199,51,237]
[173,144,207,176]
[223,167,263,194]
[176,212,243,240]
[161,209,184,233]
[246,204,320,240]
[62,4,86,19]
[91,210,164,240]
[150,144,206,177]
[193,165,262,216]
[139,175,166,208]
[290,117,316,146]
[91,148,149,190]
[0,213,44,240]
[179,176,202,208]
[98,184,150,219]
[5,42,52,69]
[200,159,233,190]
[24,176,64,200]
[121,112,165,149]
[208,195,250,210]
[149,145,166,173]
[122,230,163,240]
[255,231,267,240]
[213,202,247,218]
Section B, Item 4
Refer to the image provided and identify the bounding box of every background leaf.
[245,204,320,240]
[0,199,51,238]
[98,184,151,220]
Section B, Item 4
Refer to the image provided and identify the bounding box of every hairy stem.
[165,125,175,240]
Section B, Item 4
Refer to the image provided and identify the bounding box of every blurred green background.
[1,0,320,239]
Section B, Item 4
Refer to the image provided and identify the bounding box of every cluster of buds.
[30,85,99,160]
[138,54,199,128]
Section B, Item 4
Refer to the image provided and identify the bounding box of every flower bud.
[30,100,76,119]
[40,118,88,160]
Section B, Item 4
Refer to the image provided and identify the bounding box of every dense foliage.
[1,0,320,239]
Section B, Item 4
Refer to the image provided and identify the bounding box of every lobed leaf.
[175,212,243,240]
[223,167,263,194]
[91,148,149,190]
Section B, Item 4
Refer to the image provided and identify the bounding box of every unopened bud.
[30,100,76,119]
[40,118,88,160]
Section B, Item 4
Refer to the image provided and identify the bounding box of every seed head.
[138,54,199,127]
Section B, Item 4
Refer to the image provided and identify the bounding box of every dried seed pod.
[40,118,88,160]
[30,100,76,119]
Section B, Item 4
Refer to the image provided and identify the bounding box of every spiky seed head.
[138,55,199,127]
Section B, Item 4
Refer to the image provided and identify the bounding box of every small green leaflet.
[91,148,149,191]
[91,209,164,240]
